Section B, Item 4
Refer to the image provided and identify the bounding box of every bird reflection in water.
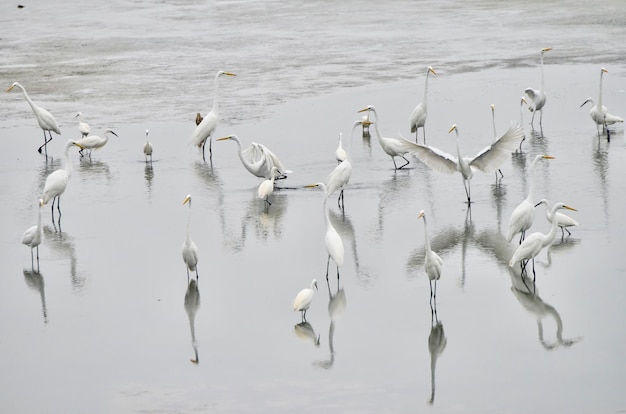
[294,321,320,348]
[184,279,200,364]
[43,225,86,291]
[314,280,347,369]
[144,162,154,199]
[23,269,48,323]
[427,306,447,405]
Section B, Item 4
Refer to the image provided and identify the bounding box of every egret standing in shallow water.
[42,140,84,222]
[524,47,552,129]
[182,194,199,280]
[293,279,318,322]
[580,67,624,140]
[535,199,579,238]
[412,123,525,204]
[325,120,363,209]
[409,66,437,144]
[509,202,577,282]
[75,128,118,158]
[418,210,443,304]
[143,129,153,163]
[6,82,61,156]
[306,183,344,281]
[22,199,44,271]
[75,112,90,137]
[258,166,279,207]
[335,132,346,164]
[191,70,236,162]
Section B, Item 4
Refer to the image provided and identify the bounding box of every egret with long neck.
[409,66,437,144]
[42,140,84,222]
[182,194,199,280]
[524,47,552,129]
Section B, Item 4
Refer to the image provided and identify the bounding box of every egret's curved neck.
[543,207,560,244]
[212,73,221,115]
[37,203,42,230]
[347,122,360,158]
[322,193,331,228]
[16,83,37,112]
[454,130,462,160]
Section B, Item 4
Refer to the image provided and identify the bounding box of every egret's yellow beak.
[564,205,577,212]
[6,84,15,92]
[223,72,236,77]
[183,195,191,205]
[542,47,552,52]
[448,124,457,134]
[216,136,232,141]
[428,67,437,76]
[542,155,555,160]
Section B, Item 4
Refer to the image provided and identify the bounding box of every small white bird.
[418,210,443,304]
[258,166,279,207]
[335,132,346,164]
[509,202,577,281]
[6,81,61,156]
[325,120,363,209]
[535,199,579,238]
[580,67,624,140]
[143,129,153,163]
[525,47,552,128]
[42,140,84,219]
[293,279,318,321]
[22,199,44,270]
[75,112,90,137]
[75,128,118,158]
[409,66,437,144]
[182,194,199,280]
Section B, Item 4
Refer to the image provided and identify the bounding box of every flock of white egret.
[8,48,622,320]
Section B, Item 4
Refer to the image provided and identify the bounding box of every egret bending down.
[525,47,552,128]
[182,194,199,280]
[409,66,437,144]
[6,82,61,156]
[418,210,443,304]
[22,199,44,271]
[293,279,318,321]
[217,134,290,179]
[535,199,579,238]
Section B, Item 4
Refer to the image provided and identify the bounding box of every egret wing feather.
[469,124,524,173]
[412,144,458,174]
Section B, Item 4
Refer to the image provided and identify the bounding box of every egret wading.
[418,210,443,304]
[535,199,579,238]
[580,67,623,140]
[22,199,44,271]
[42,140,84,222]
[217,134,290,180]
[524,47,552,129]
[182,194,199,280]
[409,66,437,144]
[293,279,318,322]
[143,129,153,163]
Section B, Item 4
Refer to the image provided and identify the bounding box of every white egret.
[491,104,504,180]
[22,199,44,270]
[580,68,624,139]
[412,123,525,204]
[143,129,153,163]
[293,279,318,321]
[507,155,554,243]
[217,134,290,179]
[258,166,279,207]
[42,140,84,219]
[75,128,118,158]
[190,70,236,162]
[509,202,577,281]
[524,47,552,128]
[182,194,199,280]
[306,183,344,280]
[6,82,61,156]
[418,210,443,303]
[535,199,579,238]
[335,132,346,164]
[358,105,422,170]
[75,112,90,137]
[325,121,362,209]
[409,66,437,144]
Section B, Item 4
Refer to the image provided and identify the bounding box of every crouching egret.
[418,210,443,304]
[182,194,199,280]
[293,279,318,321]
[143,129,153,163]
[580,67,624,140]
[535,199,579,238]
[42,140,84,220]
[6,82,61,156]
[525,47,552,128]
[190,70,236,162]
[75,129,118,158]
[22,199,44,270]
[409,66,437,144]
[509,202,577,281]
[412,123,525,204]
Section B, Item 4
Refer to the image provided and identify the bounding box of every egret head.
[541,155,555,160]
[418,210,426,220]
[357,105,375,114]
[71,141,86,150]
[216,135,235,142]
[183,194,192,205]
[312,279,318,290]
[217,71,236,78]
[521,96,528,106]
[145,129,149,136]
[448,124,458,134]
[428,66,437,76]
[580,98,593,108]
[6,82,19,92]
[541,47,552,54]
[534,198,549,208]
[491,104,495,112]
[601,67,608,74]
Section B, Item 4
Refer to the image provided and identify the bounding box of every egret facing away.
[580,68,624,140]
[418,210,443,304]
[412,123,525,204]
[293,279,318,322]
[358,105,422,170]
[143,129,153,163]
[409,66,437,144]
[507,155,555,243]
[325,120,363,209]
[190,70,236,162]
[509,202,577,281]
[22,199,44,271]
[258,166,279,207]
[75,112,90,137]
[75,128,118,158]
[6,82,61,156]
[524,47,552,128]
[182,194,199,280]
[306,183,344,281]
[491,104,504,180]
[42,140,84,221]
[217,134,290,179]
[335,133,346,163]
[535,199,579,238]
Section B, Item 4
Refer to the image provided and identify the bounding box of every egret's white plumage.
[409,66,437,144]
[190,70,236,161]
[42,140,83,217]
[358,105,422,170]
[509,202,577,280]
[217,134,290,179]
[6,82,61,155]
[75,112,90,137]
[258,166,279,206]
[143,129,153,163]
[418,210,443,303]
[335,132,346,163]
[75,128,118,158]
[580,68,624,138]
[535,199,579,238]
[412,123,525,203]
[293,279,318,321]
[507,155,554,243]
[325,121,362,209]
[182,194,199,279]
[525,47,552,128]
[22,199,44,270]
[306,183,344,280]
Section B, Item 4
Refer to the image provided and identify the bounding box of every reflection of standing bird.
[143,129,153,163]
[22,199,44,270]
[409,66,436,144]
[6,81,61,156]
[182,194,199,280]
[184,279,200,364]
[524,47,552,128]
[293,279,318,321]
[427,312,447,405]
[418,210,443,303]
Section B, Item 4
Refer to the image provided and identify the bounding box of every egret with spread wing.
[217,134,290,179]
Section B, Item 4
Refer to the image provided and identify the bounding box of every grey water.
[1,1,626,413]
